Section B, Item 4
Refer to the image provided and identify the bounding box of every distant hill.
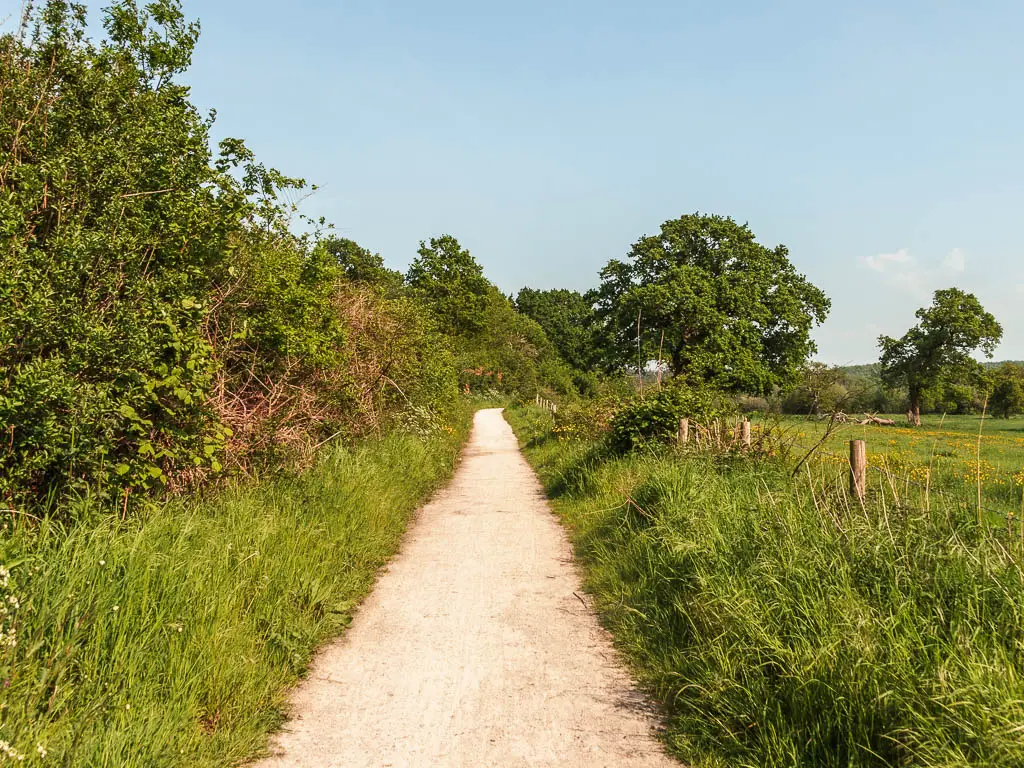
[833,361,1023,373]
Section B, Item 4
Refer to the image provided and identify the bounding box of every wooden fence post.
[850,439,867,501]
[741,419,751,448]
[678,418,689,445]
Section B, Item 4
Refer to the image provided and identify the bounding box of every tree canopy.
[319,237,402,291]
[593,213,830,394]
[989,363,1024,419]
[878,288,1002,425]
[406,235,490,337]
[514,288,597,371]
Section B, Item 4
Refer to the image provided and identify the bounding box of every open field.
[767,414,1024,520]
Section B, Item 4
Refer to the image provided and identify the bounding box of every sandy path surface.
[256,408,678,768]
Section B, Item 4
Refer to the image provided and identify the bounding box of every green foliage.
[594,213,830,394]
[989,363,1024,419]
[879,288,1002,424]
[0,3,465,510]
[781,362,849,415]
[509,407,1024,767]
[406,235,490,337]
[335,285,460,427]
[515,287,597,371]
[457,288,574,398]
[0,423,467,765]
[318,237,403,292]
[214,231,346,380]
[0,0,248,506]
[552,392,625,442]
[608,381,732,453]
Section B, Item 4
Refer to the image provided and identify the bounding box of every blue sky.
[6,0,1023,363]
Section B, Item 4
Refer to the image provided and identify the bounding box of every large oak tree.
[593,213,830,394]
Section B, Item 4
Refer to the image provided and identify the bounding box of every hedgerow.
[0,1,473,512]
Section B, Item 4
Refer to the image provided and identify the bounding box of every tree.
[989,363,1024,419]
[406,235,490,337]
[878,288,1002,426]
[783,362,849,416]
[593,213,830,394]
[319,237,402,291]
[515,288,596,371]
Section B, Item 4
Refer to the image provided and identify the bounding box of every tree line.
[515,226,1012,423]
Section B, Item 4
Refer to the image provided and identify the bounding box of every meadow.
[769,414,1024,521]
[508,404,1024,767]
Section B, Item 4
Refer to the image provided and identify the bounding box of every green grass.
[507,405,1024,768]
[768,414,1024,518]
[0,419,468,766]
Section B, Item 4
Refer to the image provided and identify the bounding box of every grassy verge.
[506,405,1024,768]
[0,414,470,766]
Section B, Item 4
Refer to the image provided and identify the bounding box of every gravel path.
[256,408,677,768]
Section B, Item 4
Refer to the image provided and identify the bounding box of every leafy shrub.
[553,396,622,442]
[0,1,247,507]
[608,382,733,453]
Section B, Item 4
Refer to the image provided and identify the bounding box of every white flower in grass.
[35,743,46,759]
[0,739,24,760]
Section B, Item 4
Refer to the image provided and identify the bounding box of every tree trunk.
[908,389,922,426]
[670,348,684,378]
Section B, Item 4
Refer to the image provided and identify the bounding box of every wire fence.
[783,432,1021,523]
[531,401,1024,525]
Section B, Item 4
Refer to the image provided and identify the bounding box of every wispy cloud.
[863,248,911,273]
[860,247,967,299]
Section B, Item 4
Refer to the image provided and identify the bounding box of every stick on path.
[256,408,678,768]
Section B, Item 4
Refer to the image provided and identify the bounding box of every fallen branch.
[860,413,896,426]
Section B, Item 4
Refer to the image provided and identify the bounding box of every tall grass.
[0,424,467,765]
[507,406,1024,767]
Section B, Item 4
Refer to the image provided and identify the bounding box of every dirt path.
[256,408,678,768]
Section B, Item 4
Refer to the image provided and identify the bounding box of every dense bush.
[0,1,248,507]
[455,288,575,399]
[608,381,733,453]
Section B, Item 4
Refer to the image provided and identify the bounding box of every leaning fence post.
[741,419,751,448]
[678,418,689,445]
[850,439,867,501]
